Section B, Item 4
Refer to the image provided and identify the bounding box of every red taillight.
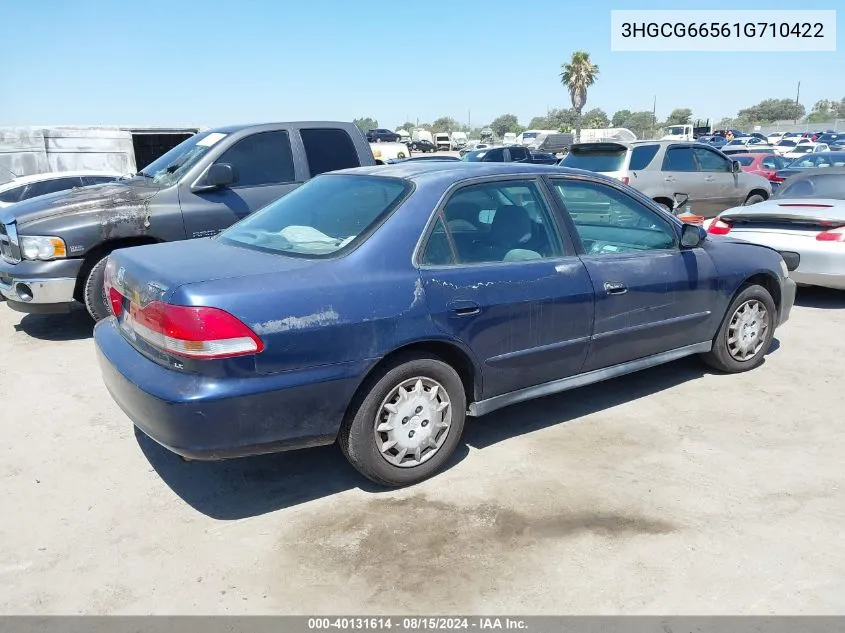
[771,175,785,183]
[126,302,264,359]
[708,218,733,235]
[816,227,845,242]
[103,256,123,317]
[621,176,630,185]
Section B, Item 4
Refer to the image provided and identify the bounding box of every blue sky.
[0,0,841,129]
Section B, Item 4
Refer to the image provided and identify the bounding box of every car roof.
[0,170,121,190]
[206,121,358,135]
[333,161,570,181]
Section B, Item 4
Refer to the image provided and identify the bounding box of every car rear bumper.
[728,230,845,290]
[94,317,371,460]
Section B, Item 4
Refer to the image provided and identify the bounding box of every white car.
[767,132,787,143]
[782,143,829,160]
[772,138,813,155]
[724,136,770,149]
[0,170,120,209]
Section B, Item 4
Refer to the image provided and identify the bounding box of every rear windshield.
[219,175,409,258]
[561,147,627,171]
[775,174,845,199]
[734,156,755,166]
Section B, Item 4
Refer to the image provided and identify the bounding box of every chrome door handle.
[604,281,628,296]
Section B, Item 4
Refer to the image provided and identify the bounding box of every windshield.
[666,126,687,135]
[561,147,627,171]
[462,150,490,161]
[219,175,409,258]
[138,131,226,186]
[775,173,845,199]
[777,140,797,147]
[522,133,538,140]
[791,146,814,154]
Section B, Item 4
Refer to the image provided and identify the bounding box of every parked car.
[366,128,401,143]
[560,141,771,217]
[772,151,845,184]
[461,146,561,165]
[730,153,791,183]
[410,139,438,153]
[750,133,769,142]
[724,137,770,149]
[771,138,813,155]
[369,142,410,163]
[385,155,461,164]
[721,147,779,156]
[700,135,728,148]
[708,169,845,290]
[95,162,795,486]
[782,142,829,160]
[0,122,377,320]
[0,171,120,209]
[766,132,787,144]
[817,133,845,148]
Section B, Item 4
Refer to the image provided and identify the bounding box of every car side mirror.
[206,163,236,188]
[731,160,741,173]
[680,223,705,248]
[672,193,689,210]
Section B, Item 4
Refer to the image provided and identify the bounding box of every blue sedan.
[95,162,796,486]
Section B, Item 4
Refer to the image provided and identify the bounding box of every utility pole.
[468,110,471,130]
[795,81,801,124]
[652,95,657,138]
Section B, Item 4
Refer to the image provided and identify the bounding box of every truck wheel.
[339,353,466,487]
[83,255,112,322]
[700,284,776,374]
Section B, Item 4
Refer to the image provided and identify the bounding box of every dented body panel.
[95,162,795,461]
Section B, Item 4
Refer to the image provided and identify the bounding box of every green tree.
[665,108,693,125]
[431,117,459,133]
[611,109,632,127]
[560,51,599,143]
[396,121,416,132]
[835,99,845,119]
[737,98,805,123]
[489,114,522,138]
[582,107,609,129]
[529,108,578,132]
[622,111,658,139]
[353,117,378,133]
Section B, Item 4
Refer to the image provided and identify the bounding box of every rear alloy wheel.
[701,284,776,373]
[82,254,113,322]
[339,354,466,486]
[744,193,766,205]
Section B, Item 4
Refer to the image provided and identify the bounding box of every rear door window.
[508,147,529,162]
[662,147,697,172]
[213,131,295,187]
[0,184,26,203]
[628,145,660,170]
[300,128,361,177]
[693,147,730,172]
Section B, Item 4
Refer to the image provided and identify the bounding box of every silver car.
[708,169,845,290]
[561,140,771,218]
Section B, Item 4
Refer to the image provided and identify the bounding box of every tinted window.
[421,218,454,265]
[508,147,528,161]
[0,184,26,203]
[734,156,755,166]
[220,174,408,257]
[551,179,676,253]
[628,145,660,170]
[561,147,627,171]
[300,128,360,177]
[775,174,845,200]
[24,177,83,200]
[694,147,730,172]
[439,180,561,263]
[662,147,697,172]
[483,148,505,162]
[215,131,295,187]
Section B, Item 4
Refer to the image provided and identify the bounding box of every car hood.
[0,179,162,228]
[719,198,845,223]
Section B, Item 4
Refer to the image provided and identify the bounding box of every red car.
[730,152,791,182]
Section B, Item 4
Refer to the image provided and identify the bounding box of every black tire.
[700,283,777,373]
[744,193,765,205]
[339,353,466,487]
[82,255,112,322]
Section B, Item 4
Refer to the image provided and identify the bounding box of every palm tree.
[560,51,599,143]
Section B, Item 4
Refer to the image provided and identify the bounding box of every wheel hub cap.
[375,377,452,468]
[727,299,769,361]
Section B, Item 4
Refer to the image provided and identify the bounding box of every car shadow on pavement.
[14,309,94,341]
[139,354,743,521]
[794,286,845,309]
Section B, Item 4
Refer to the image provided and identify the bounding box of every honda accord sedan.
[95,163,796,486]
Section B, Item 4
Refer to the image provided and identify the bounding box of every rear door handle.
[448,300,481,316]
[604,281,628,296]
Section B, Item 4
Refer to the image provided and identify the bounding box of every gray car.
[561,140,771,218]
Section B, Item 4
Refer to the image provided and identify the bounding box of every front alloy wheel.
[726,299,769,361]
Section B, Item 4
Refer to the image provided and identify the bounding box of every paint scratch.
[253,309,340,335]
